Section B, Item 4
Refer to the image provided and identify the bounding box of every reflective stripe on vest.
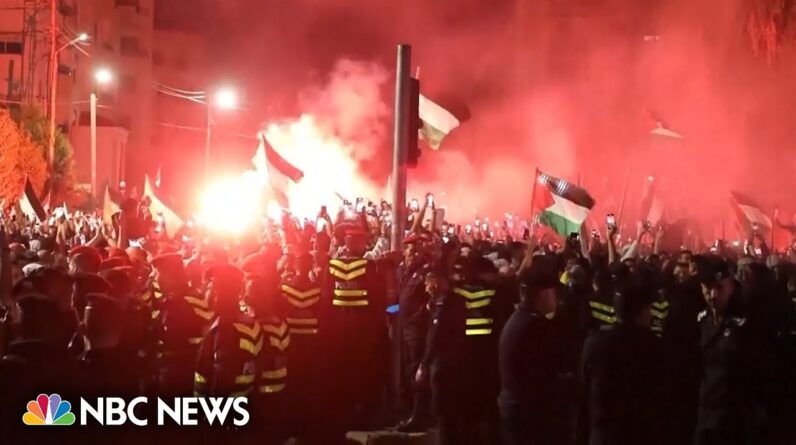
[282,285,322,309]
[234,322,262,340]
[186,296,214,319]
[235,374,255,384]
[589,300,616,324]
[465,317,494,336]
[455,287,494,310]
[269,335,290,351]
[651,301,669,320]
[329,259,368,281]
[194,372,208,396]
[259,366,287,394]
[240,337,264,355]
[258,384,286,394]
[287,317,319,335]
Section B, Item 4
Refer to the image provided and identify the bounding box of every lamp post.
[91,68,113,196]
[47,32,88,172]
[204,87,238,179]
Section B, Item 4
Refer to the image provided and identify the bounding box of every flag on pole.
[640,176,664,225]
[144,175,183,238]
[419,94,460,150]
[18,178,46,222]
[253,132,304,207]
[103,185,121,226]
[730,191,771,235]
[644,107,683,139]
[532,169,596,237]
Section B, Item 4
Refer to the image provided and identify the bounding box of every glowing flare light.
[197,172,265,236]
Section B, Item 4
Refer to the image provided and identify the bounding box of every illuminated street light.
[94,68,113,85]
[77,32,89,42]
[214,87,238,110]
[206,86,240,179]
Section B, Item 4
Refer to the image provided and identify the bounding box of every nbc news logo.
[23,394,76,426]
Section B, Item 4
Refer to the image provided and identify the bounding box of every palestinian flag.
[103,185,121,226]
[419,94,460,150]
[253,132,304,207]
[730,191,771,235]
[640,176,664,225]
[19,178,46,222]
[644,107,683,139]
[144,175,184,238]
[532,169,596,237]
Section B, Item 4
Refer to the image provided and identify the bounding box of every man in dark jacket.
[395,236,432,432]
[580,284,665,445]
[498,254,567,445]
[694,261,768,445]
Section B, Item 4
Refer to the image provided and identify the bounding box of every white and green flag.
[419,94,460,150]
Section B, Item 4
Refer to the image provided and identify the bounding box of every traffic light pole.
[391,44,411,250]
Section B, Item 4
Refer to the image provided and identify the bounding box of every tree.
[0,109,47,207]
[12,105,75,203]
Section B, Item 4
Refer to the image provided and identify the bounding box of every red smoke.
[200,0,796,238]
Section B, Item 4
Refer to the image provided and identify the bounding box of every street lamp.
[205,86,238,179]
[48,32,90,173]
[91,68,113,197]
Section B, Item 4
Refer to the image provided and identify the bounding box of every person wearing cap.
[499,253,569,445]
[580,284,665,445]
[195,264,262,403]
[440,242,502,442]
[76,294,138,398]
[323,224,389,435]
[275,252,323,441]
[418,267,473,445]
[694,261,767,445]
[241,256,290,444]
[0,294,78,439]
[393,234,433,432]
[150,252,214,396]
[68,273,112,357]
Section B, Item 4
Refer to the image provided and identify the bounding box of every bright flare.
[260,115,382,219]
[197,172,264,236]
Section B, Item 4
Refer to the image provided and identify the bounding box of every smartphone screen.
[426,194,434,206]
[465,224,472,234]
[410,199,419,211]
[606,214,616,228]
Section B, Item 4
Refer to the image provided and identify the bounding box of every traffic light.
[408,77,421,168]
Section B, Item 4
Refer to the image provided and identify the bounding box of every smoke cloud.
[208,0,796,236]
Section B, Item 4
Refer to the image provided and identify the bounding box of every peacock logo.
[22,394,75,426]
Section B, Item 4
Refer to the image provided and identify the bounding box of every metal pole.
[391,44,411,250]
[90,92,97,197]
[616,146,637,227]
[47,0,57,172]
[205,102,212,180]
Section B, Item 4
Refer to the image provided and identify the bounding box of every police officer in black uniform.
[694,261,767,445]
[499,254,568,445]
[151,253,213,395]
[580,284,665,445]
[421,251,500,445]
[279,252,323,441]
[323,226,389,438]
[395,233,432,432]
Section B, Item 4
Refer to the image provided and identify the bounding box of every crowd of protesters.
[0,191,794,445]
